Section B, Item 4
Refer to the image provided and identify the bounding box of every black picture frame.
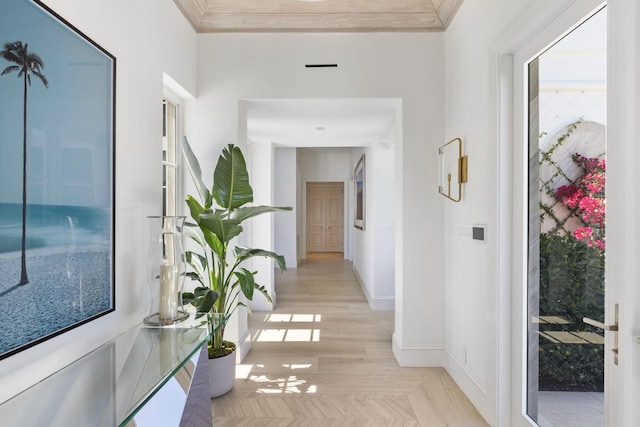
[0,0,116,359]
[354,154,365,230]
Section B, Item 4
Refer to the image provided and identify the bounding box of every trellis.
[538,119,606,236]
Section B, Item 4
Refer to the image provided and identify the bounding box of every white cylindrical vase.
[144,215,189,326]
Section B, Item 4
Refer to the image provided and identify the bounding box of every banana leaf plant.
[181,137,292,358]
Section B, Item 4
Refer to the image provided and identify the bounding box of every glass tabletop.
[0,322,210,427]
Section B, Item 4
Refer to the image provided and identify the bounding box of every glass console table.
[0,323,210,427]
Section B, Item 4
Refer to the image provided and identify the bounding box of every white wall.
[296,154,304,266]
[274,147,297,269]
[184,33,445,368]
[247,142,276,311]
[443,0,546,425]
[298,147,352,180]
[352,144,396,311]
[0,0,196,404]
[371,143,396,309]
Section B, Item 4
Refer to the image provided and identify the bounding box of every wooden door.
[307,182,344,253]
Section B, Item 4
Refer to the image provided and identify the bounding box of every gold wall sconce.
[438,138,468,202]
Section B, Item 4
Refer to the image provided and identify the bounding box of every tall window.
[163,99,178,216]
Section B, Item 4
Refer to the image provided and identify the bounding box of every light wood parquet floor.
[211,254,489,426]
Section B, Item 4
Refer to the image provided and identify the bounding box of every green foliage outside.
[538,340,604,392]
[538,233,605,391]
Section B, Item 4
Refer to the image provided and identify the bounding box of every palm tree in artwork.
[1,41,48,285]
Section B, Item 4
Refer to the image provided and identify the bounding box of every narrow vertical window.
[163,99,177,216]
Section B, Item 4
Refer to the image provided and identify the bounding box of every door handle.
[583,303,619,365]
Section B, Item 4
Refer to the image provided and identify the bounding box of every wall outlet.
[460,345,467,364]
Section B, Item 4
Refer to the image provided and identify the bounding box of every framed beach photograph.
[354,154,365,230]
[0,0,115,359]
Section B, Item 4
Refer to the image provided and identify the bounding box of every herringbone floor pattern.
[211,255,488,426]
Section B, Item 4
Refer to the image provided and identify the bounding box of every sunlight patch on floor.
[249,375,317,394]
[253,328,321,342]
[236,363,254,379]
[264,313,322,322]
[238,361,318,393]
[254,313,323,342]
[283,363,313,370]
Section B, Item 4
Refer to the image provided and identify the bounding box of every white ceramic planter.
[208,350,236,398]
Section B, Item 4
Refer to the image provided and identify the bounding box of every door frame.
[492,1,615,425]
[605,1,640,425]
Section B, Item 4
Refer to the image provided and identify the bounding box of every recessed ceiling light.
[316,126,326,131]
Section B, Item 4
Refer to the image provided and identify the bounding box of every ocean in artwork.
[0,203,113,357]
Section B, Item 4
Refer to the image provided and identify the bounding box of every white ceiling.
[244,99,398,148]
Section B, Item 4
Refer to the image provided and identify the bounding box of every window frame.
[162,96,180,217]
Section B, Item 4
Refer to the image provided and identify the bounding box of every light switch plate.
[472,225,487,243]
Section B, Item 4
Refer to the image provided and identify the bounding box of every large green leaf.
[254,283,273,304]
[184,222,206,245]
[234,246,287,272]
[206,232,225,261]
[199,211,243,245]
[185,251,206,285]
[181,137,212,208]
[181,291,195,306]
[193,287,220,315]
[213,144,253,210]
[234,268,255,300]
[185,197,222,255]
[233,205,293,223]
[186,251,206,270]
[185,196,206,224]
[182,287,219,317]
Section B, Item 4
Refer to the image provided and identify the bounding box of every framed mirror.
[438,138,467,202]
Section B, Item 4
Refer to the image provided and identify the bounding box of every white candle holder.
[144,216,189,326]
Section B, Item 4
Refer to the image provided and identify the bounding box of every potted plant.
[180,137,291,397]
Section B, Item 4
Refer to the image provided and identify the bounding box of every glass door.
[526,6,607,426]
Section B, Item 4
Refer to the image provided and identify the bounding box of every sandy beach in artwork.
[0,245,112,356]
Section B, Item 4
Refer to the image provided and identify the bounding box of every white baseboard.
[353,266,395,311]
[235,329,252,363]
[444,351,491,424]
[391,333,445,367]
[370,297,395,311]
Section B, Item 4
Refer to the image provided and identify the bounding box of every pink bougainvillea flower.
[554,152,606,250]
[578,197,605,226]
[555,183,577,200]
[586,182,601,193]
[555,184,584,208]
[574,227,593,239]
